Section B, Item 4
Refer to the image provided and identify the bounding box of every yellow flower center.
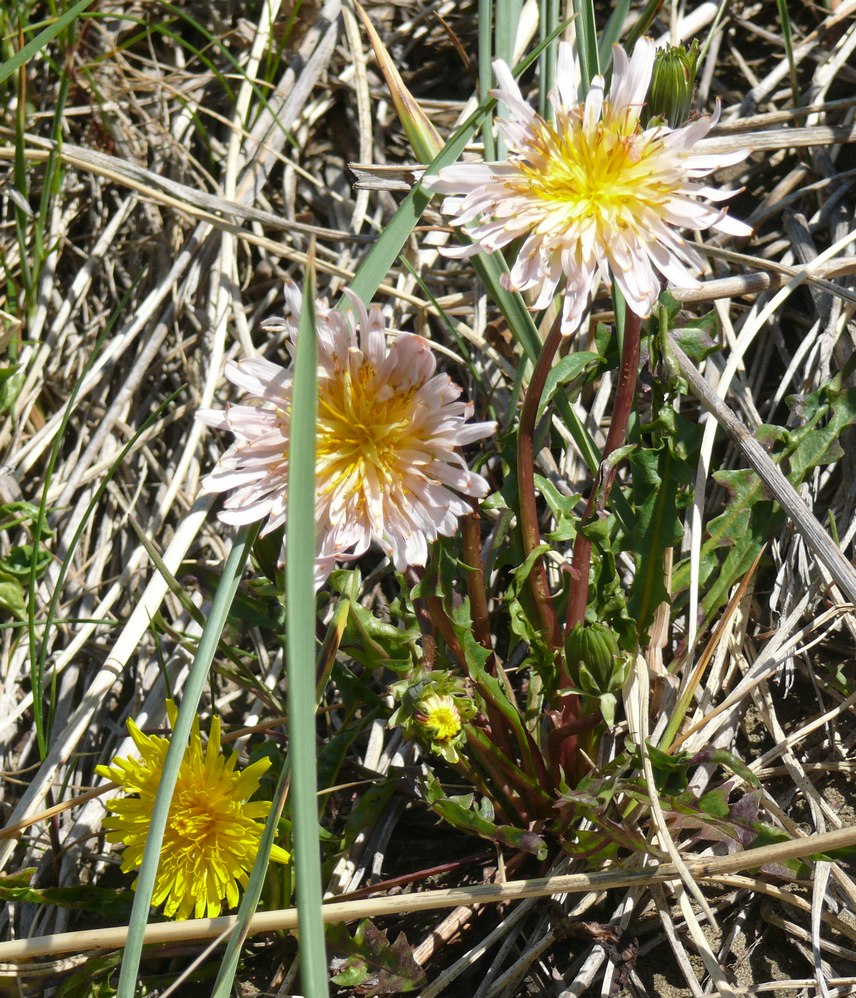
[170,789,225,845]
[421,696,462,742]
[509,105,672,236]
[316,363,419,503]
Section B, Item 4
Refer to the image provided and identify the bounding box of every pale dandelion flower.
[197,285,496,587]
[423,38,751,333]
[96,701,290,921]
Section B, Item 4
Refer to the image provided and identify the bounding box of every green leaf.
[787,385,856,481]
[0,569,25,619]
[4,543,51,578]
[0,500,52,537]
[422,773,547,857]
[534,474,580,543]
[0,365,25,415]
[698,789,730,820]
[328,920,427,993]
[670,323,720,364]
[537,351,603,421]
[626,441,687,638]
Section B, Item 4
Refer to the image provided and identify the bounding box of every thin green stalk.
[454,742,517,824]
[624,0,666,54]
[598,0,633,66]
[466,726,554,818]
[33,65,69,269]
[285,250,328,995]
[572,0,599,96]
[494,0,522,159]
[212,591,352,994]
[470,667,552,795]
[775,0,800,106]
[538,0,559,121]
[211,761,290,997]
[463,730,530,824]
[13,25,32,301]
[0,0,91,89]
[115,523,259,998]
[478,0,495,159]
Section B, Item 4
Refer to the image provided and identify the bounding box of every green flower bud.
[647,41,700,127]
[564,622,627,697]
[388,671,476,765]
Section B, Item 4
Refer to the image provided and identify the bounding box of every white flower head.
[197,285,496,587]
[423,38,751,334]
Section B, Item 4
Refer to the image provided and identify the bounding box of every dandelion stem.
[564,309,642,636]
[425,595,466,666]
[517,314,564,650]
[461,508,492,660]
[412,603,437,671]
[465,729,532,825]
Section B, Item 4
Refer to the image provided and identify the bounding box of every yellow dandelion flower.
[96,702,289,921]
[418,694,463,743]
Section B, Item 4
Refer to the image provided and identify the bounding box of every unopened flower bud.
[564,622,627,697]
[648,41,700,127]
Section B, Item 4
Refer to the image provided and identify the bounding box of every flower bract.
[96,702,289,921]
[424,38,751,333]
[197,285,496,587]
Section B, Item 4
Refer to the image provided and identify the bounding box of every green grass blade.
[598,0,632,64]
[115,523,259,998]
[478,0,495,158]
[211,760,290,997]
[624,0,669,53]
[573,0,599,94]
[775,0,799,106]
[285,250,328,995]
[0,0,92,88]
[539,0,560,120]
[13,41,32,300]
[495,0,522,159]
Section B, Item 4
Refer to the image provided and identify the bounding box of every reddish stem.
[564,310,642,638]
[461,508,493,662]
[425,595,466,666]
[411,594,437,670]
[517,315,564,650]
[459,513,523,763]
